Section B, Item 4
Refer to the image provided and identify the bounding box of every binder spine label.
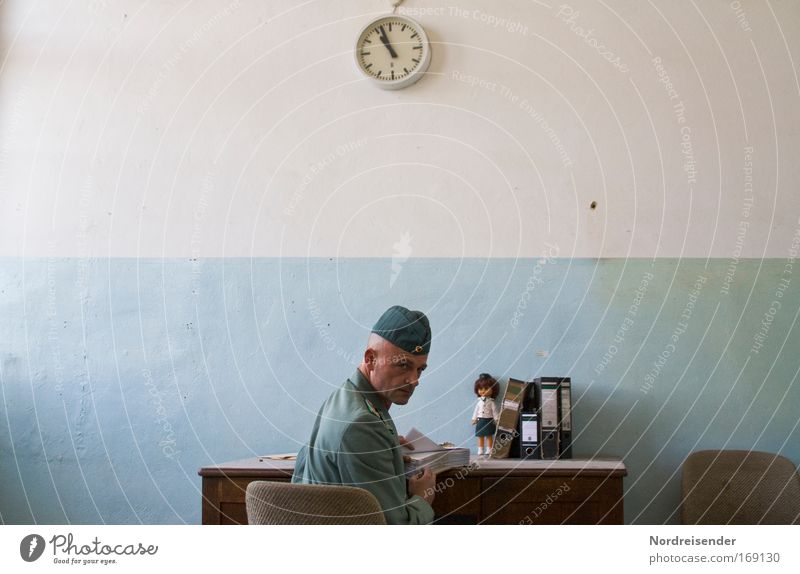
[541,387,558,428]
[521,418,538,442]
[561,384,572,432]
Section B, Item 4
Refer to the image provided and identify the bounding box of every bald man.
[292,306,436,525]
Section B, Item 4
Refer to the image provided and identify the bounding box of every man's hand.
[399,435,414,463]
[408,467,436,505]
[398,435,414,449]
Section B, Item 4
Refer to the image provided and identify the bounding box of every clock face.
[355,15,431,89]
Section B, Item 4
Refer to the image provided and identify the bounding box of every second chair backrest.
[245,481,387,525]
[681,449,800,524]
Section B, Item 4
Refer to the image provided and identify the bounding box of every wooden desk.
[199,456,626,524]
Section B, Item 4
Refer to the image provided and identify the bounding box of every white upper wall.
[1,0,798,258]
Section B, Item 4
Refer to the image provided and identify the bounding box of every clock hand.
[378,25,398,58]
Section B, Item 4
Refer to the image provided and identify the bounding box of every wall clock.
[355,13,431,90]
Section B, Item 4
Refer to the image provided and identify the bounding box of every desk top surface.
[199,455,627,478]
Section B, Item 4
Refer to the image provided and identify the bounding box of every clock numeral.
[365,63,373,69]
[391,71,395,80]
[411,32,418,39]
[403,67,410,75]
[402,24,407,31]
[364,39,372,44]
[413,45,422,50]
[361,51,371,56]
[412,58,420,64]
[388,23,392,31]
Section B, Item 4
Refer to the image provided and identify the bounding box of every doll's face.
[478,386,493,398]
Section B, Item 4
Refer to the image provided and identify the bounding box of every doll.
[471,373,499,456]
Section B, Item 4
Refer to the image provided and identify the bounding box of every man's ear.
[363,348,376,371]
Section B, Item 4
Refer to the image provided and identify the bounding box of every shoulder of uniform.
[348,409,386,428]
[339,415,395,451]
[348,403,394,434]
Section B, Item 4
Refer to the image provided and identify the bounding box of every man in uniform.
[292,305,436,524]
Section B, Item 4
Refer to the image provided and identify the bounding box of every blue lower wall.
[1,257,798,524]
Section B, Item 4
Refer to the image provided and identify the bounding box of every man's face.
[366,342,428,407]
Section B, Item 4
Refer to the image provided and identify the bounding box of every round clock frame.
[354,14,432,90]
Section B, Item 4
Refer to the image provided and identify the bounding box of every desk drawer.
[481,476,623,524]
[432,477,481,524]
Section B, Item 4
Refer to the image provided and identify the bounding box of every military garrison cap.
[371,305,431,355]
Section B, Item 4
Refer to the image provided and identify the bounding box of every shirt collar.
[349,369,391,416]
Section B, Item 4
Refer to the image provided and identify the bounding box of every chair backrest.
[245,481,387,525]
[681,449,800,524]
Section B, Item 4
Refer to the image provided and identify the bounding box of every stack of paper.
[402,428,470,476]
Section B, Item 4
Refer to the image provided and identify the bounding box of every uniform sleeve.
[291,446,308,483]
[472,399,481,420]
[337,416,434,525]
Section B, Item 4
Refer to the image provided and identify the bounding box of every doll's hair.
[473,373,499,398]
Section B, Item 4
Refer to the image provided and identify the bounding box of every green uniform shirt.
[292,370,434,525]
